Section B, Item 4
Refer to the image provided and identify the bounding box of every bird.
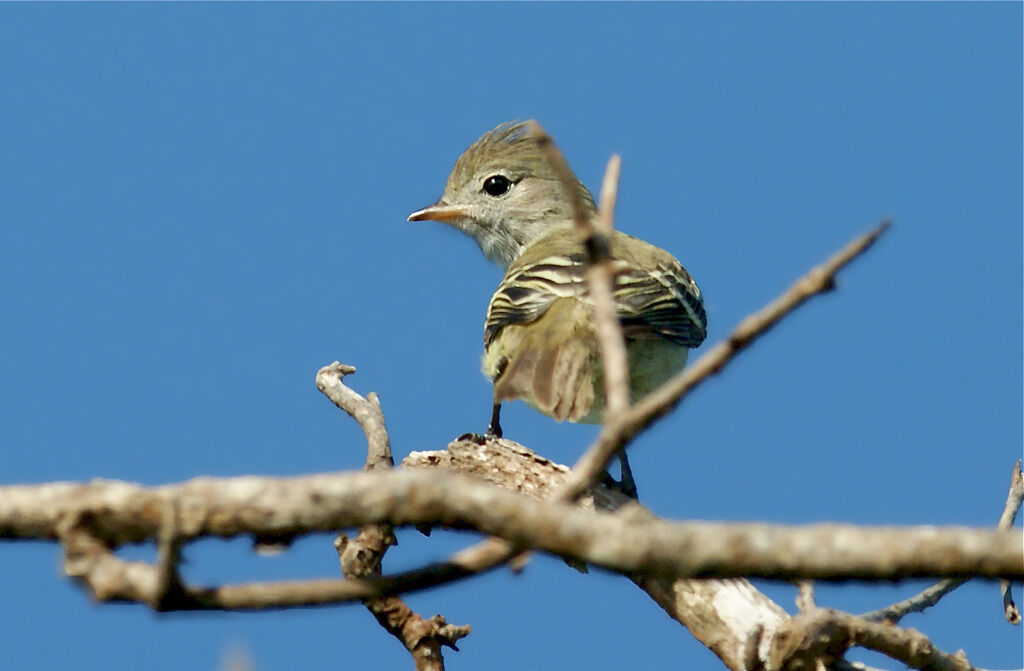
[408,121,707,462]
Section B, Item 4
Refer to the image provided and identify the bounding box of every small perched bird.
[409,121,707,443]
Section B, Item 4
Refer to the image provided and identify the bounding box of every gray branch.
[317,362,469,670]
[404,439,1004,671]
[404,439,789,671]
[2,470,1019,592]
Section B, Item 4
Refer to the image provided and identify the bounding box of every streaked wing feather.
[485,237,707,349]
[615,261,707,347]
[485,254,584,345]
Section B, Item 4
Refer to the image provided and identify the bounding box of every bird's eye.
[483,175,512,197]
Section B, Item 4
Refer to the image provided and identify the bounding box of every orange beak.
[407,200,467,223]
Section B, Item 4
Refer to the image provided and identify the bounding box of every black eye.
[483,175,512,197]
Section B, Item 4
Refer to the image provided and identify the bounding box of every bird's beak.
[407,200,467,223]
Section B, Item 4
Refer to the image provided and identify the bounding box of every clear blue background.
[1,4,1021,670]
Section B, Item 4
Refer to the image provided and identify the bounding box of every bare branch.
[589,154,630,419]
[4,468,1020,613]
[1000,459,1023,624]
[770,609,978,671]
[861,579,967,624]
[315,362,392,470]
[336,533,470,669]
[405,439,789,671]
[153,499,186,610]
[316,362,469,669]
[795,580,817,613]
[560,221,892,503]
[531,122,630,421]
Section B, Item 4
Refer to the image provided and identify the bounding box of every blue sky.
[1,4,1021,670]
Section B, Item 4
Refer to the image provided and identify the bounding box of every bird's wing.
[484,232,707,349]
[484,252,585,346]
[612,249,707,348]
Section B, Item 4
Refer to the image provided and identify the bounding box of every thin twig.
[532,123,630,420]
[861,458,1024,624]
[860,578,966,623]
[589,154,630,419]
[315,362,392,471]
[999,459,1023,624]
[153,499,186,610]
[559,221,891,502]
[795,580,817,613]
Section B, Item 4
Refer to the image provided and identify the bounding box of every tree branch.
[769,608,981,671]
[3,468,1020,611]
[530,122,630,421]
[404,438,789,671]
[317,362,469,670]
[997,459,1024,625]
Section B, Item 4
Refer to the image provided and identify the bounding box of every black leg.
[455,403,503,445]
[486,403,503,438]
[617,452,638,499]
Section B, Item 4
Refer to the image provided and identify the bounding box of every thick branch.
[404,439,788,671]
[3,471,1020,583]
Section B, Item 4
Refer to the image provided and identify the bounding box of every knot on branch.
[767,609,851,671]
[336,527,397,578]
[411,615,472,653]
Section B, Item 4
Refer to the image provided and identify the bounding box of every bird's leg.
[486,402,503,438]
[456,402,503,445]
[617,451,638,499]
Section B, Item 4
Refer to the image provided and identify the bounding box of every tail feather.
[490,299,597,422]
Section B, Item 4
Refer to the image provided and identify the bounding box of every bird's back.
[482,226,706,423]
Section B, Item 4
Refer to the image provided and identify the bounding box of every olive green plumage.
[409,121,706,432]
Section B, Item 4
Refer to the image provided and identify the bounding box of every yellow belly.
[483,330,690,425]
[575,339,689,424]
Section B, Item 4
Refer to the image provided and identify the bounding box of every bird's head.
[408,121,596,269]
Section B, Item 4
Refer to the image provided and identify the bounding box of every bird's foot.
[455,432,493,445]
[600,471,639,500]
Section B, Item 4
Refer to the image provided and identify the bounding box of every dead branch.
[404,439,789,671]
[768,608,978,671]
[998,459,1023,624]
[3,468,1020,614]
[318,362,469,669]
[531,123,630,422]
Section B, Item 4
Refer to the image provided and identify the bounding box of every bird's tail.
[489,299,598,423]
